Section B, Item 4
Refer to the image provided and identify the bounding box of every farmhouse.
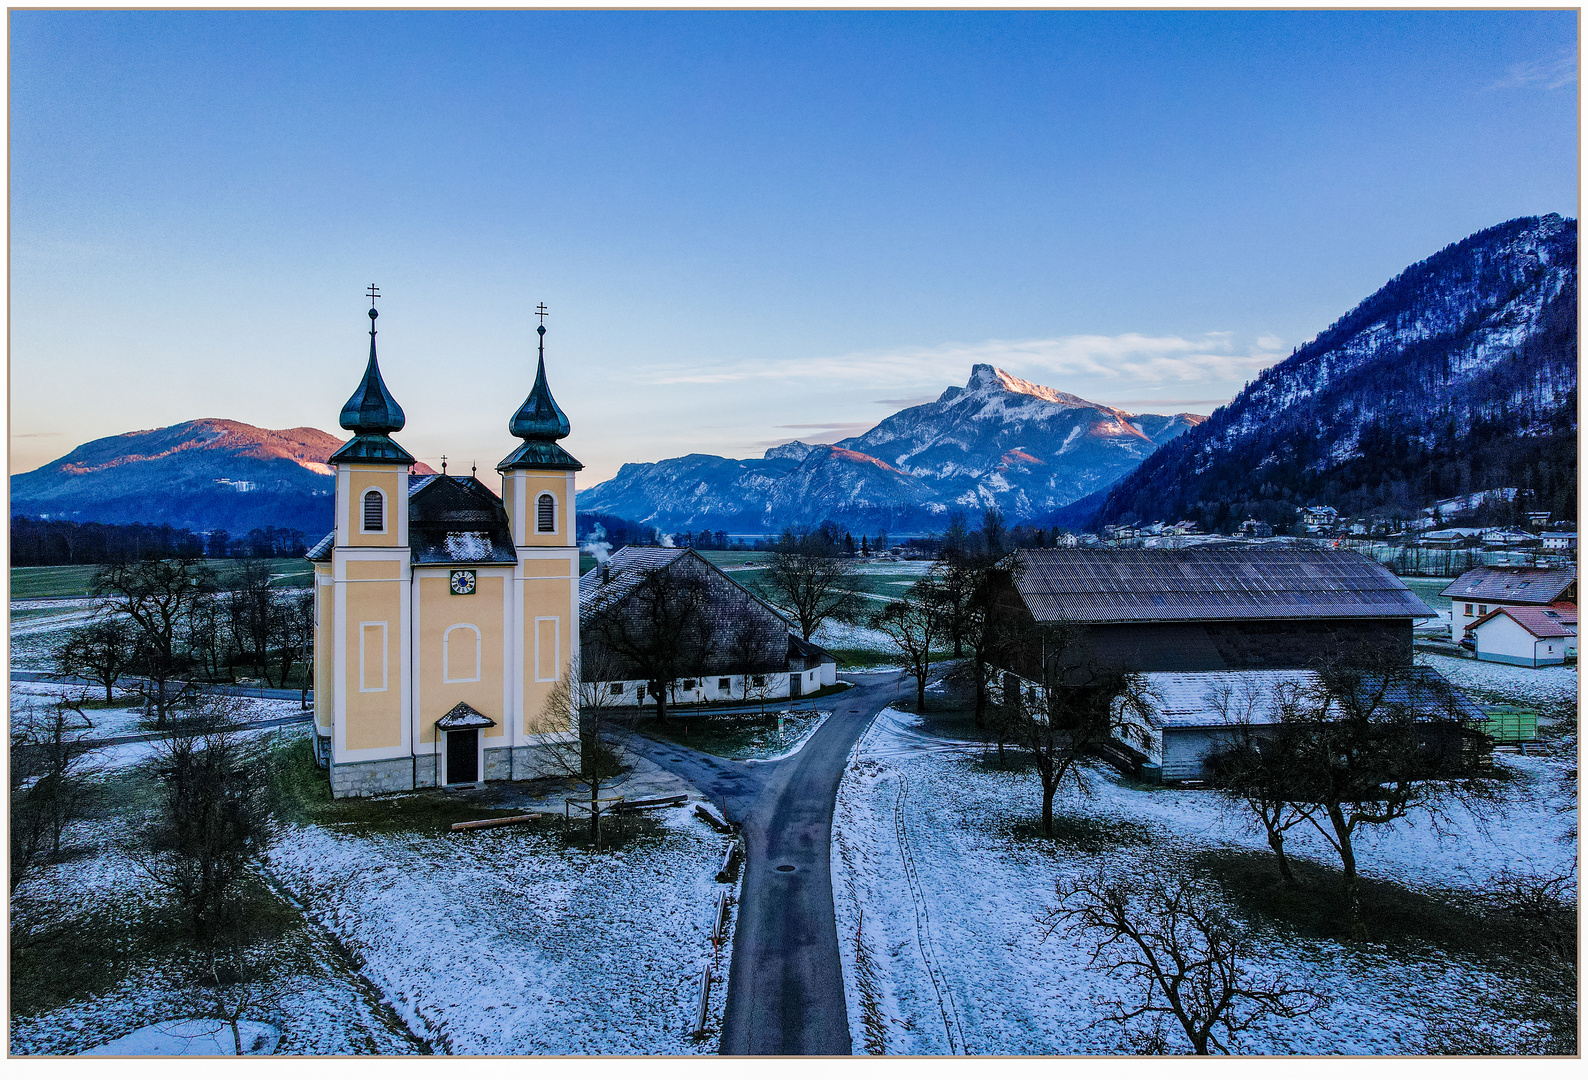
[1464,605,1577,667]
[1116,667,1490,782]
[307,302,582,797]
[579,546,837,708]
[999,547,1434,675]
[1440,565,1577,641]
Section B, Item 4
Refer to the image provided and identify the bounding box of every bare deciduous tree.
[869,590,940,712]
[93,555,218,726]
[756,530,862,642]
[999,621,1153,837]
[10,696,99,891]
[1043,871,1323,1054]
[141,731,275,949]
[586,565,716,725]
[53,619,136,704]
[534,657,638,848]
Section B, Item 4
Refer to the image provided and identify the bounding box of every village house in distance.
[307,293,582,796]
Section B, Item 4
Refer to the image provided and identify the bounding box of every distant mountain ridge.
[11,418,435,536]
[1083,214,1578,531]
[578,365,1205,534]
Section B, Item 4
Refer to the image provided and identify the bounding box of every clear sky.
[9,9,1578,489]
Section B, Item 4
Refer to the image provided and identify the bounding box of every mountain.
[1082,214,1577,532]
[11,418,436,536]
[578,365,1205,534]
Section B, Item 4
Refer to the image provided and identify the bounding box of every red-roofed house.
[1440,566,1577,642]
[1465,605,1577,667]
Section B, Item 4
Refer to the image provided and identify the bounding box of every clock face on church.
[449,570,477,595]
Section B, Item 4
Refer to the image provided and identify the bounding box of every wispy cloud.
[10,432,64,439]
[643,331,1285,392]
[1488,52,1577,91]
[872,395,938,407]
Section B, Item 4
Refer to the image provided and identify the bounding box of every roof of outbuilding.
[1467,604,1579,639]
[1440,565,1576,604]
[1136,665,1487,729]
[1009,547,1433,624]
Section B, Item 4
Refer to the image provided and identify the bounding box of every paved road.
[716,671,909,1055]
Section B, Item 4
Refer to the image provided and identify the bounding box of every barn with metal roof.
[1002,547,1435,672]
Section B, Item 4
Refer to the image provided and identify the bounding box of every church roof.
[500,321,584,472]
[409,473,518,565]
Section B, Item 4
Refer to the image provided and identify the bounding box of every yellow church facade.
[308,298,582,797]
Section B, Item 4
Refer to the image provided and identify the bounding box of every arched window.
[362,489,384,532]
[537,493,555,533]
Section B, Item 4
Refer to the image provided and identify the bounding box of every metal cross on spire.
[536,302,548,326]
[366,283,381,304]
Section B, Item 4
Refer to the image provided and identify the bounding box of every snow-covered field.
[8,599,105,668]
[10,680,309,754]
[831,706,1576,1055]
[266,799,735,1054]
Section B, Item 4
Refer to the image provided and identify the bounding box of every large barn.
[999,547,1435,675]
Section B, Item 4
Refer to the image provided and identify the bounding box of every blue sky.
[9,9,1578,487]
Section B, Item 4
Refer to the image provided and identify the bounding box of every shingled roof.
[578,547,694,621]
[1137,665,1487,729]
[1010,548,1433,624]
[408,473,517,565]
[1467,604,1579,639]
[1440,566,1577,605]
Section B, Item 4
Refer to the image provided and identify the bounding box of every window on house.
[752,675,766,688]
[362,490,384,531]
[682,679,695,691]
[719,678,731,691]
[1478,605,1488,615]
[537,493,555,533]
[1464,604,1474,616]
[610,683,623,694]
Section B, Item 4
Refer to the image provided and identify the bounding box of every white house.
[1465,605,1577,667]
[1541,532,1577,552]
[1440,565,1577,642]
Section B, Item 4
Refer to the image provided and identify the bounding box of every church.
[307,293,582,797]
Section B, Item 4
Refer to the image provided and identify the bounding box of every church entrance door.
[446,729,479,785]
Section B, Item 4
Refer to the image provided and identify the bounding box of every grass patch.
[1006,811,1161,853]
[1195,847,1502,954]
[11,558,313,599]
[636,707,826,760]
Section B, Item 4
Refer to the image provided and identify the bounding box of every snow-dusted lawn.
[266,798,734,1054]
[11,801,418,1056]
[832,707,1575,1055]
[1420,652,1578,721]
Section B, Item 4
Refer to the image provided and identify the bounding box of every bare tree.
[869,589,940,712]
[225,559,282,685]
[140,731,275,949]
[10,696,99,891]
[92,555,218,725]
[586,564,717,725]
[1000,621,1153,837]
[1044,870,1323,1054]
[534,657,638,848]
[53,619,135,703]
[1202,678,1313,885]
[915,554,987,659]
[756,530,862,642]
[1272,663,1496,940]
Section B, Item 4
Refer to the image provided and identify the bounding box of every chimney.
[602,563,610,586]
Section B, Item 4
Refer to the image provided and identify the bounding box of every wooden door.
[446,729,478,785]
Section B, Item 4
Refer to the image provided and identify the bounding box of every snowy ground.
[11,680,309,751]
[14,729,736,1056]
[831,705,1576,1055]
[11,793,419,1055]
[266,798,735,1054]
[8,598,105,668]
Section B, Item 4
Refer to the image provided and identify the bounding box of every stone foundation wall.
[485,742,578,781]
[329,756,417,799]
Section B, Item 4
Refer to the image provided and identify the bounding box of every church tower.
[497,308,584,760]
[314,293,417,793]
[309,292,583,797]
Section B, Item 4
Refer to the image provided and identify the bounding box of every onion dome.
[498,313,583,472]
[330,298,415,466]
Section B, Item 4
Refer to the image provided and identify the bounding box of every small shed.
[1465,605,1577,667]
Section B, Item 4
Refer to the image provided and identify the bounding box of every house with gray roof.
[579,546,837,711]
